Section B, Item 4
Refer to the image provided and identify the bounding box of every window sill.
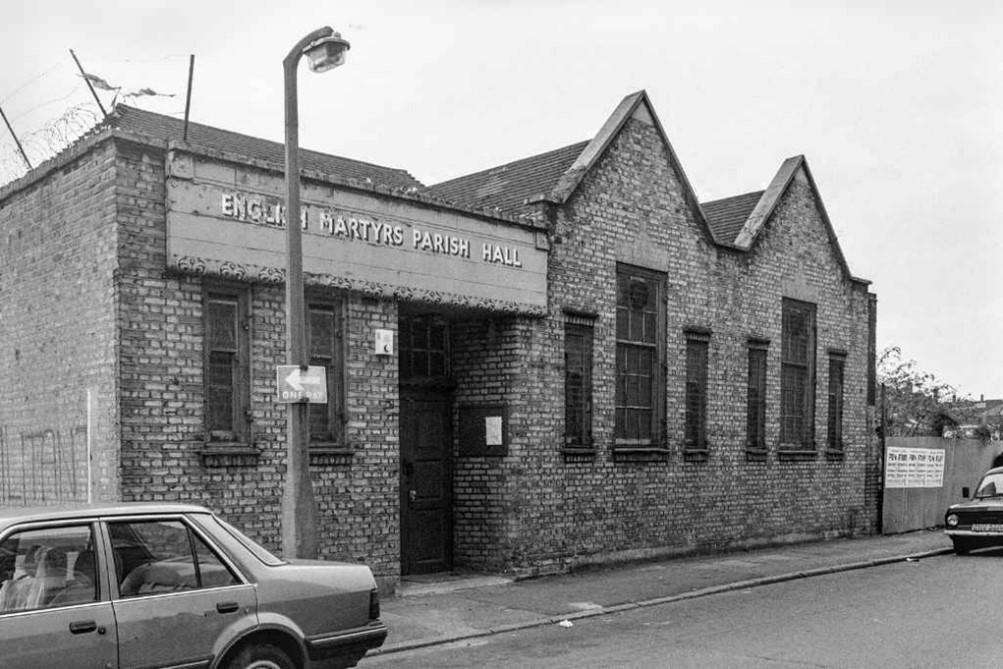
[561,446,597,461]
[614,437,662,447]
[309,445,355,466]
[682,448,709,463]
[613,443,669,453]
[825,448,846,461]
[200,445,259,468]
[777,448,818,462]
[612,445,670,463]
[745,447,768,462]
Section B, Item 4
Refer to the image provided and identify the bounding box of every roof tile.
[426,141,589,215]
[110,105,424,191]
[701,190,764,245]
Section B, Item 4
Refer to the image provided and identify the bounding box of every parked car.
[0,503,387,668]
[945,466,1003,555]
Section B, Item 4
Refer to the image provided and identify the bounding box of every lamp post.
[282,26,350,559]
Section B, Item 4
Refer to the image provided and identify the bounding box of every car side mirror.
[962,486,970,499]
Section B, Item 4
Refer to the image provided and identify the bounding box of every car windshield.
[975,473,1003,498]
[205,516,286,566]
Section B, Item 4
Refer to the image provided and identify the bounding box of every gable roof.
[701,190,765,245]
[423,93,867,288]
[729,155,867,285]
[426,140,589,215]
[426,91,714,242]
[95,102,869,285]
[110,105,424,192]
[538,90,713,242]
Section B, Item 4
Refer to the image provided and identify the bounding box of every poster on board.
[885,446,945,488]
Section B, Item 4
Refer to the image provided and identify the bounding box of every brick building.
[0,91,878,590]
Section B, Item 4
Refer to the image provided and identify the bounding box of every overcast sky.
[2,0,1000,398]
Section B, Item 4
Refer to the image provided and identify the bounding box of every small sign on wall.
[459,404,508,457]
[375,329,394,355]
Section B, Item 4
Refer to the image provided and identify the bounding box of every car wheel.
[223,643,296,669]
[952,538,973,555]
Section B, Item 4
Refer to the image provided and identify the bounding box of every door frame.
[399,385,454,575]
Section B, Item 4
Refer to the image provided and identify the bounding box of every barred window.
[780,298,816,448]
[746,340,769,451]
[684,332,710,450]
[400,317,449,381]
[564,316,594,448]
[827,352,846,451]
[615,265,665,445]
[307,301,344,444]
[204,286,250,443]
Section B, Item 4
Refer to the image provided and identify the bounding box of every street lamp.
[282,26,350,559]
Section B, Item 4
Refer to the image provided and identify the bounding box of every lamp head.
[305,32,350,73]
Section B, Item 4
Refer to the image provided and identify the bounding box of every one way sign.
[275,365,328,404]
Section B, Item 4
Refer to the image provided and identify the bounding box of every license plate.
[971,523,1003,532]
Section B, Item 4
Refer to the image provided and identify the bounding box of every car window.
[0,524,98,613]
[109,520,239,598]
[202,515,285,566]
[976,473,1003,498]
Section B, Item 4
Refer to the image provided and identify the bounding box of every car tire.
[952,538,973,555]
[223,643,296,669]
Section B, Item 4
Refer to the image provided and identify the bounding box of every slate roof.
[426,141,590,216]
[109,105,423,191]
[427,135,768,247]
[426,92,716,244]
[701,190,765,245]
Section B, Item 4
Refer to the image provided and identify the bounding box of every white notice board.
[885,446,945,489]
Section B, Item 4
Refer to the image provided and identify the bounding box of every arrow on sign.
[286,367,323,392]
[286,368,304,392]
[276,365,328,404]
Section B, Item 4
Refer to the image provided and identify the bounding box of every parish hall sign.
[164,149,547,314]
[219,192,525,267]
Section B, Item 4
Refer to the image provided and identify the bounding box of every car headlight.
[946,514,959,527]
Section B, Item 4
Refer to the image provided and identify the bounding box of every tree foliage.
[877,346,963,437]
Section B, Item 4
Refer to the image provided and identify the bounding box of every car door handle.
[69,620,98,635]
[216,602,240,614]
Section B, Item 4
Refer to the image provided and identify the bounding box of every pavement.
[371,529,952,658]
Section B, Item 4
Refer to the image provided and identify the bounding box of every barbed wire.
[9,84,86,125]
[1,50,189,188]
[0,103,103,187]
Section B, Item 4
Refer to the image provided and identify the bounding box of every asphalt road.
[365,549,1003,668]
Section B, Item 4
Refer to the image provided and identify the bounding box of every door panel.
[0,522,116,668]
[107,518,257,668]
[401,392,453,574]
[0,603,118,669]
[114,584,257,668]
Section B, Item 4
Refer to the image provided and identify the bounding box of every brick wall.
[0,139,121,505]
[334,296,399,587]
[462,116,878,573]
[1,112,877,584]
[111,139,401,586]
[451,316,541,570]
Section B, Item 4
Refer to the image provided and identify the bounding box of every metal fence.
[881,437,1003,534]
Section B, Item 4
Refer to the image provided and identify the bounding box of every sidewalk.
[372,529,951,657]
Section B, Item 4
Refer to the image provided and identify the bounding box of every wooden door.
[400,391,453,574]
